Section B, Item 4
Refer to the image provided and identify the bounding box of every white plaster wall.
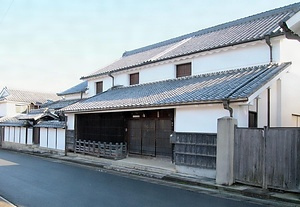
[15,127,20,143]
[193,42,271,75]
[86,41,275,98]
[20,127,26,144]
[175,104,228,133]
[87,76,111,97]
[48,128,56,149]
[140,64,175,84]
[40,128,48,148]
[64,93,88,100]
[0,102,19,117]
[233,105,248,127]
[57,129,65,150]
[9,127,14,142]
[67,114,75,130]
[114,73,130,87]
[257,90,268,128]
[0,103,7,117]
[27,128,33,145]
[4,127,9,141]
[279,38,300,126]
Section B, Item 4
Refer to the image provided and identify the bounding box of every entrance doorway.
[128,118,173,157]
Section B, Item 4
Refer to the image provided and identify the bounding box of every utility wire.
[0,0,14,25]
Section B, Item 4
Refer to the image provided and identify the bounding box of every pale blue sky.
[0,0,299,93]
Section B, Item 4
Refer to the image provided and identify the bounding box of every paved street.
[0,150,278,207]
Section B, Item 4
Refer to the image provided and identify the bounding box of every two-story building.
[61,3,300,174]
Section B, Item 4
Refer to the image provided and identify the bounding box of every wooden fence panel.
[265,128,300,191]
[75,139,127,159]
[174,132,217,169]
[234,127,264,186]
[234,127,300,192]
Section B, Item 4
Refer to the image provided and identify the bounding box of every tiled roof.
[42,99,82,110]
[34,120,66,129]
[57,81,88,96]
[0,88,60,104]
[0,117,29,127]
[17,109,58,121]
[63,62,291,113]
[82,3,300,79]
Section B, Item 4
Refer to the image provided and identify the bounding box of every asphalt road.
[0,150,272,207]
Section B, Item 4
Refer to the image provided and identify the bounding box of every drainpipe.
[265,35,273,64]
[108,72,115,87]
[223,100,233,117]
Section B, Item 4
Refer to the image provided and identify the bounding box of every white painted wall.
[20,128,26,144]
[175,104,229,133]
[279,38,300,127]
[48,128,56,149]
[140,64,175,84]
[193,42,271,75]
[85,41,276,98]
[57,129,66,150]
[63,93,88,100]
[40,128,48,148]
[39,128,66,150]
[4,127,9,141]
[27,128,33,145]
[87,76,111,97]
[0,102,20,117]
[66,114,75,130]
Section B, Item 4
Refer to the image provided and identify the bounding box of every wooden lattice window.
[176,63,191,78]
[96,81,103,94]
[130,73,139,85]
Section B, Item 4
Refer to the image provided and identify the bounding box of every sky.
[0,0,299,94]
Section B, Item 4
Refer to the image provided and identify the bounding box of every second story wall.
[85,39,281,97]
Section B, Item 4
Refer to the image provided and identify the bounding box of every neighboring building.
[0,87,60,117]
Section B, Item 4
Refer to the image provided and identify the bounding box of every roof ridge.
[122,2,300,57]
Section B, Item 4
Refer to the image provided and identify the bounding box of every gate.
[234,127,300,192]
[234,127,264,186]
[128,119,172,157]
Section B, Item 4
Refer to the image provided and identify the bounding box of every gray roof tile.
[82,3,299,79]
[57,81,88,96]
[0,88,60,104]
[34,120,66,129]
[0,117,29,127]
[63,62,291,113]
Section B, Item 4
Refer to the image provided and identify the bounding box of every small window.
[176,63,191,78]
[96,81,103,94]
[130,73,139,85]
[249,111,257,128]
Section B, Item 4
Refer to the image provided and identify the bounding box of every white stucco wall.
[66,114,75,130]
[40,128,48,148]
[57,129,66,150]
[175,104,229,133]
[140,64,175,84]
[0,102,19,117]
[48,128,57,149]
[86,40,276,97]
[193,42,271,75]
[279,38,300,126]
